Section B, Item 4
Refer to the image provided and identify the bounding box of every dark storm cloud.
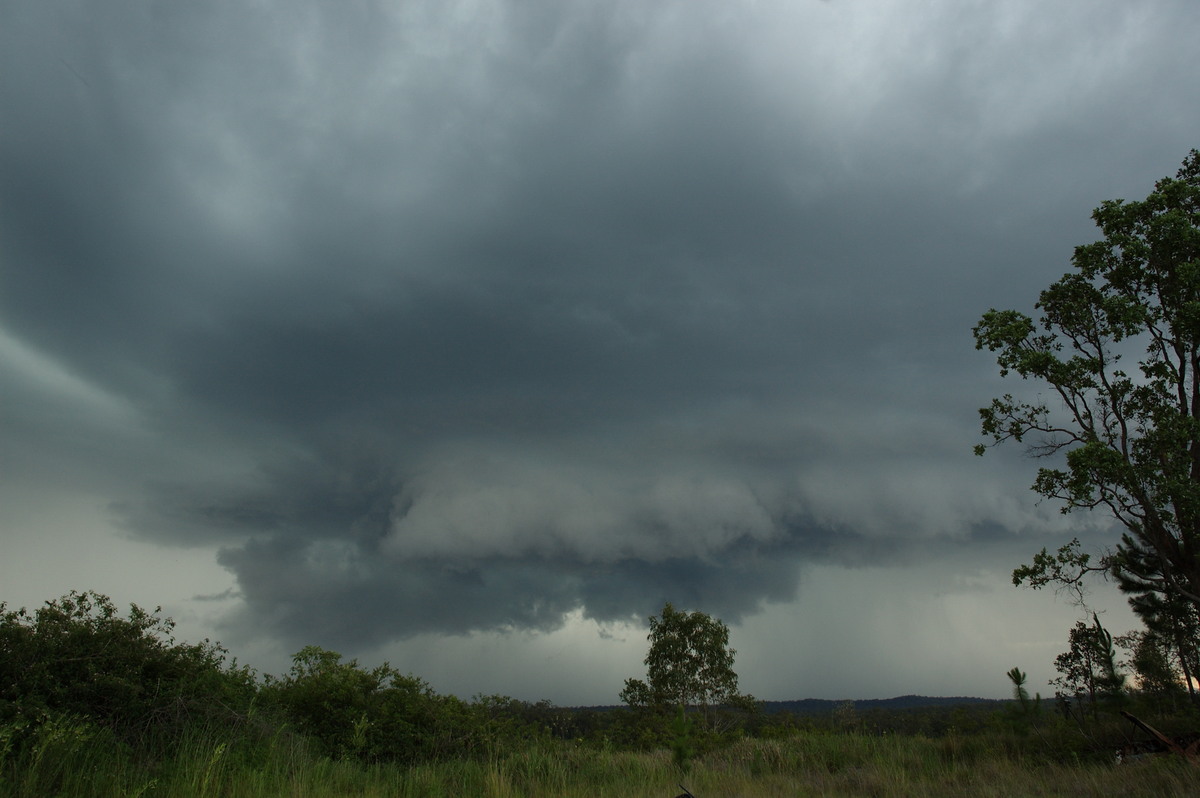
[216,535,812,649]
[203,460,882,650]
[4,0,1200,656]
[118,436,888,647]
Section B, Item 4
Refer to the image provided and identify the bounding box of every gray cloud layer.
[3,0,1199,672]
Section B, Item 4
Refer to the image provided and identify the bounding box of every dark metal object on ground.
[1118,710,1200,763]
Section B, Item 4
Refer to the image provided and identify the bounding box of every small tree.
[1005,666,1042,732]
[620,602,752,732]
[1117,629,1186,712]
[1051,615,1125,722]
[1125,588,1200,701]
[832,700,859,733]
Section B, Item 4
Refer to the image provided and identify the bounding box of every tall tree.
[974,149,1200,633]
[620,602,751,730]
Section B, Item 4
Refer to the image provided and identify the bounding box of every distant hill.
[573,695,1010,713]
[760,695,1010,715]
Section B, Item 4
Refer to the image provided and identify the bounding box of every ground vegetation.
[5,591,1200,796]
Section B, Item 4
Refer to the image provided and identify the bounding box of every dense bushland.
[3,591,1200,797]
[0,591,259,754]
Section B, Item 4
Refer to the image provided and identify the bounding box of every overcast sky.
[3,0,1199,706]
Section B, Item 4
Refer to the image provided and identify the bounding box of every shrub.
[0,590,257,754]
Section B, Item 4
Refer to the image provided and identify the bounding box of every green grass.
[4,719,1200,798]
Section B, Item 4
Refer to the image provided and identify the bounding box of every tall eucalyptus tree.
[975,150,1200,639]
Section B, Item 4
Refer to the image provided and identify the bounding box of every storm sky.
[3,0,1199,705]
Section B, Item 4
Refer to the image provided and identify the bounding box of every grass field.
[5,717,1200,798]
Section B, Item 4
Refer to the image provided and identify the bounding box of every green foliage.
[832,700,859,732]
[1003,667,1041,734]
[1011,538,1106,606]
[4,593,1200,798]
[1006,667,1028,704]
[975,149,1200,666]
[1116,628,1189,712]
[1052,615,1126,723]
[1122,586,1200,703]
[668,705,696,772]
[20,587,1200,796]
[265,645,388,758]
[620,602,755,735]
[263,645,489,763]
[10,728,1195,798]
[0,590,256,754]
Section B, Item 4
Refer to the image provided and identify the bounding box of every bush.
[263,645,488,763]
[0,590,257,754]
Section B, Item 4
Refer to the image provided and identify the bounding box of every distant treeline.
[759,696,1010,715]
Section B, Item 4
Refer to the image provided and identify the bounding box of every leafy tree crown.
[975,149,1200,612]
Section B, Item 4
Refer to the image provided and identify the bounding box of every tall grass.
[4,719,1199,797]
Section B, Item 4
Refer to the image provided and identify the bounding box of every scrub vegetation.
[4,590,1200,797]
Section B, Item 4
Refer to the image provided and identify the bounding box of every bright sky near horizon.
[3,0,1197,705]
